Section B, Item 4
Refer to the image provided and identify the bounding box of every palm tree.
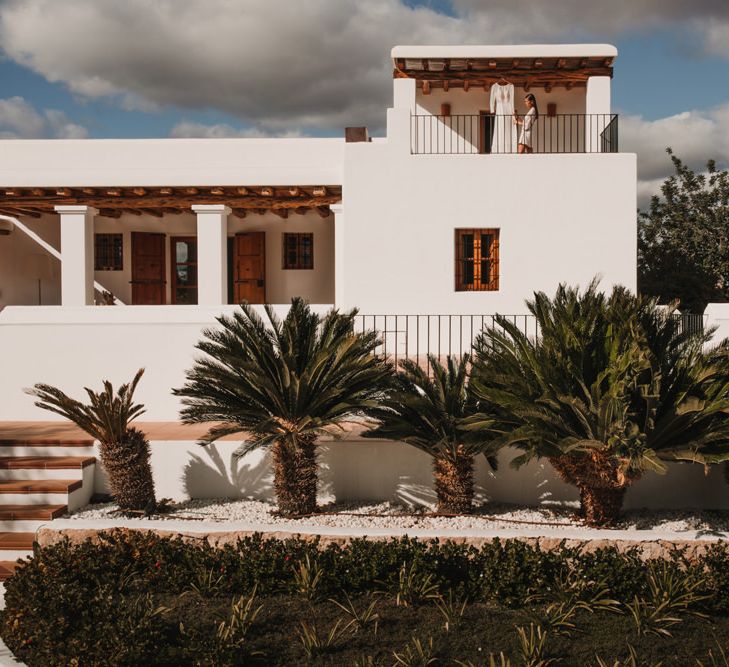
[27,369,156,512]
[173,298,392,517]
[363,355,500,514]
[469,281,729,527]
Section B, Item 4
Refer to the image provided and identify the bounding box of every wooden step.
[0,504,67,520]
[0,438,93,446]
[0,479,82,494]
[0,532,35,550]
[0,456,95,470]
[0,560,19,581]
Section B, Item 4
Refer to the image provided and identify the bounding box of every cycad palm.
[470,281,729,526]
[173,298,392,517]
[26,369,156,512]
[363,355,499,514]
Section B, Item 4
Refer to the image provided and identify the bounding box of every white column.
[393,78,416,111]
[56,205,96,306]
[192,204,229,306]
[330,204,345,308]
[586,76,612,153]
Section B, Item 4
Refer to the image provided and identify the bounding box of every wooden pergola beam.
[0,185,343,217]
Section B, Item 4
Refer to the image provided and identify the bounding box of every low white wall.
[0,304,332,421]
[706,303,729,345]
[92,437,729,511]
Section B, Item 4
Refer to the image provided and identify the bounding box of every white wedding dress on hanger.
[489,83,517,153]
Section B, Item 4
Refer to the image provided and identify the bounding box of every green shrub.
[3,530,729,666]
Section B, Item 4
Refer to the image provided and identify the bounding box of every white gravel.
[64,499,729,535]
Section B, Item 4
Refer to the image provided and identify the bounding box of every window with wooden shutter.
[282,233,314,270]
[94,233,123,271]
[455,228,499,291]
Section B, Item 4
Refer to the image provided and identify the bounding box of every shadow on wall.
[182,444,274,501]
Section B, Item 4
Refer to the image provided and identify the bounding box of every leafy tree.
[638,149,729,313]
[469,280,729,527]
[27,369,156,512]
[363,355,500,514]
[174,298,392,517]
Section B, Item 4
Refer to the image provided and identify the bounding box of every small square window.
[94,233,123,271]
[282,233,314,270]
[455,228,499,291]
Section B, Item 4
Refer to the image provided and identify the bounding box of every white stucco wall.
[705,303,729,345]
[341,113,637,314]
[0,305,337,421]
[0,215,61,307]
[90,434,729,511]
[0,137,344,187]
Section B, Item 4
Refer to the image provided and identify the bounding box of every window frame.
[94,233,124,271]
[454,228,500,291]
[282,232,314,270]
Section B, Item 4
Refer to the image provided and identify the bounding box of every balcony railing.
[353,312,704,366]
[410,113,619,155]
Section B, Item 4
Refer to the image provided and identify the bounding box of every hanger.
[496,76,511,86]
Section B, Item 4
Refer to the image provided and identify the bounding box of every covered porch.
[0,184,343,307]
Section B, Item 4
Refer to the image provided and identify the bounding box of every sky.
[1,0,728,207]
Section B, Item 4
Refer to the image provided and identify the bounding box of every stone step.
[0,457,95,481]
[0,480,82,494]
[0,504,67,521]
[0,561,18,581]
[0,532,35,562]
[0,438,93,446]
[0,445,95,458]
[0,456,95,470]
[0,479,83,507]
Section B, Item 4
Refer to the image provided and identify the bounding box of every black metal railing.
[353,314,538,365]
[410,113,619,155]
[353,312,704,366]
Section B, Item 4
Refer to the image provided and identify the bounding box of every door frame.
[169,235,198,305]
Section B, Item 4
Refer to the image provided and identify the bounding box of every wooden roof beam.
[315,206,330,218]
[422,80,431,95]
[273,209,289,219]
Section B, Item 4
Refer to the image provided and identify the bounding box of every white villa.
[0,44,637,414]
[3,43,726,572]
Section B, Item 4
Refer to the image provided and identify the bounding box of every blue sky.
[0,0,728,205]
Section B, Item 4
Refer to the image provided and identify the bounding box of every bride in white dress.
[489,81,517,153]
[514,93,539,154]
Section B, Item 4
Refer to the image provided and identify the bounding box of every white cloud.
[620,104,729,207]
[0,0,496,133]
[0,96,88,138]
[1,0,728,133]
[170,121,303,139]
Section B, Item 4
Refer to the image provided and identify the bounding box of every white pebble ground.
[65,499,729,535]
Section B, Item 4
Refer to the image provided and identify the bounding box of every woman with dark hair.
[514,93,538,154]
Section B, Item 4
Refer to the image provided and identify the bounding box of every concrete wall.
[91,434,729,511]
[340,111,637,314]
[706,303,729,345]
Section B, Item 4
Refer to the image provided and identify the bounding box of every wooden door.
[232,232,265,304]
[131,232,166,305]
